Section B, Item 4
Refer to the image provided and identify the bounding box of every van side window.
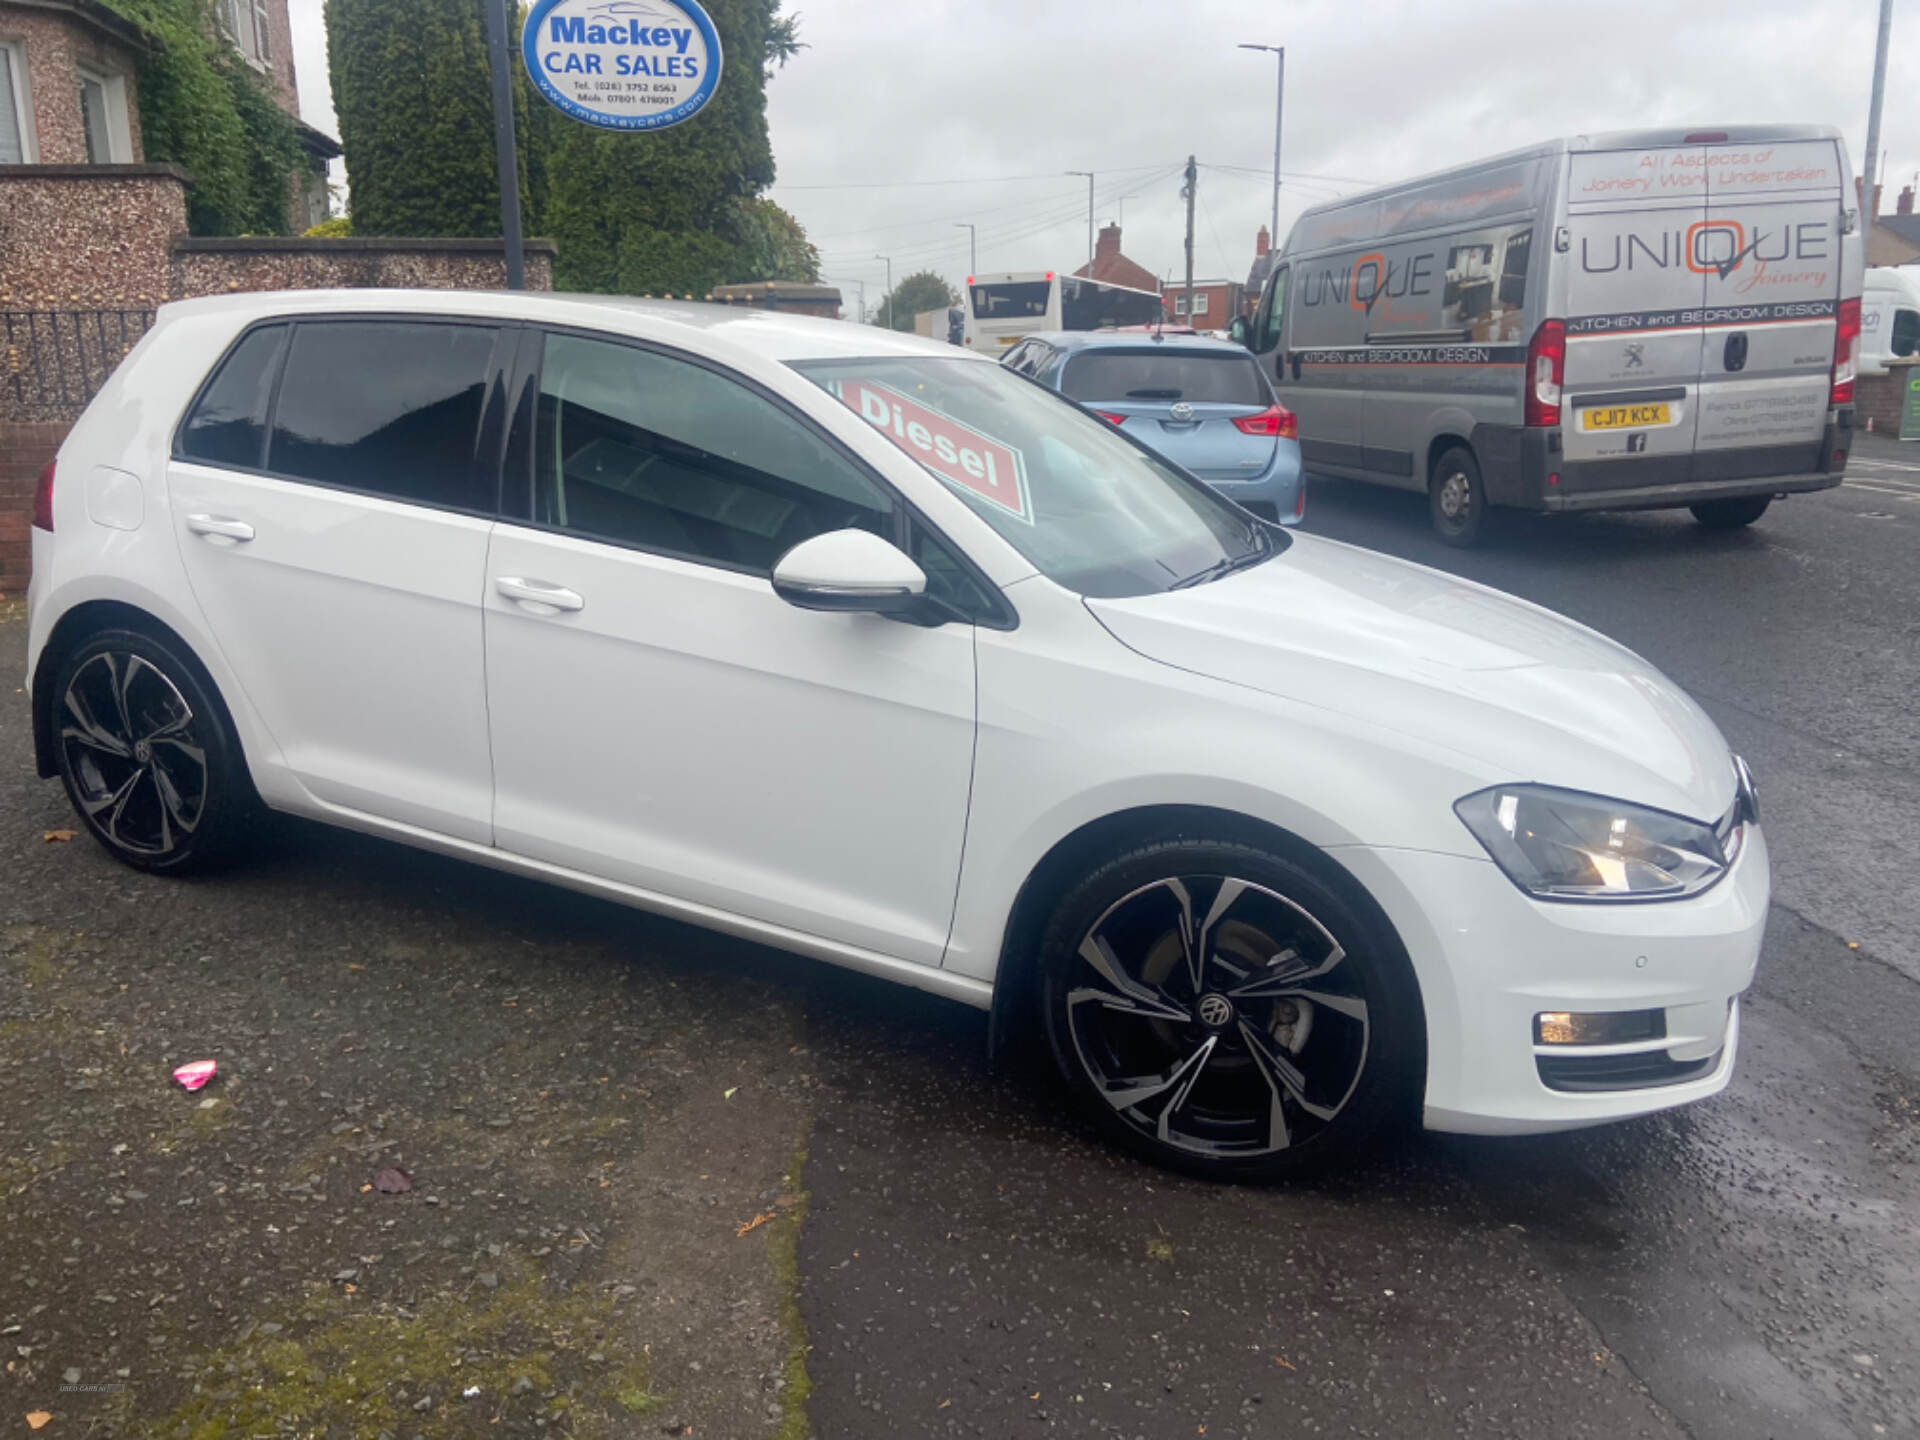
[1444,225,1532,342]
[267,321,499,510]
[1260,267,1288,351]
[178,324,288,470]
[1893,308,1920,359]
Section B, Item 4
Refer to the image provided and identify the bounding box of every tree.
[733,197,819,283]
[105,0,304,235]
[530,0,801,295]
[873,272,959,331]
[325,0,530,236]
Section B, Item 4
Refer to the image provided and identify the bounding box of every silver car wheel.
[60,651,208,858]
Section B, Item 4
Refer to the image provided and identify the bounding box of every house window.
[251,0,272,62]
[219,0,270,67]
[1174,294,1189,316]
[0,40,32,164]
[1190,291,1209,316]
[76,65,131,164]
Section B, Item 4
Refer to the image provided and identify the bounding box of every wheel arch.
[986,803,1428,1074]
[1425,429,1475,482]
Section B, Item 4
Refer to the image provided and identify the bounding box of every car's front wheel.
[49,626,255,874]
[1038,836,1421,1181]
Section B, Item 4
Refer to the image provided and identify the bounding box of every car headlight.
[1454,783,1742,902]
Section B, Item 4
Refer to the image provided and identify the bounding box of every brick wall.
[0,166,188,307]
[169,237,557,298]
[1,6,146,164]
[0,419,63,592]
[1856,364,1918,436]
[261,0,300,119]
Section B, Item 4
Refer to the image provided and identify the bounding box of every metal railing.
[2,309,156,419]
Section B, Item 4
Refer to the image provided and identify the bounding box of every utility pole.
[1238,43,1285,249]
[1863,0,1894,226]
[876,254,893,329]
[1182,155,1197,325]
[1066,170,1094,269]
[481,0,525,289]
[954,222,976,275]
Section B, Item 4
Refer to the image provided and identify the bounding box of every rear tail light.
[1831,296,1861,406]
[1093,409,1127,426]
[1524,318,1566,427]
[1233,403,1297,439]
[32,460,55,532]
[1293,479,1307,519]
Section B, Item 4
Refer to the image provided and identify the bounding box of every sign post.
[481,0,526,290]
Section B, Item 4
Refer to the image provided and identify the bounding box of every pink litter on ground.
[173,1060,217,1091]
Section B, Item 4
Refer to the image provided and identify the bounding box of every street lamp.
[1065,170,1094,270]
[876,253,893,329]
[954,222,976,275]
[1238,43,1285,249]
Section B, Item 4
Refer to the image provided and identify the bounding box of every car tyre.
[1428,445,1486,547]
[1037,835,1422,1182]
[1689,496,1771,529]
[49,626,257,875]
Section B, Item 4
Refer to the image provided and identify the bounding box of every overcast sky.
[288,0,1916,307]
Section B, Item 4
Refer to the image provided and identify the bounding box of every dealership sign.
[522,0,723,132]
[836,379,1033,523]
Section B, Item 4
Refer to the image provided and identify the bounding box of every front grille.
[1536,1049,1722,1093]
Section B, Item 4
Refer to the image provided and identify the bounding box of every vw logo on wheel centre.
[1197,993,1234,1028]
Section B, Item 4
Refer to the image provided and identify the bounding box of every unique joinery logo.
[522,0,723,131]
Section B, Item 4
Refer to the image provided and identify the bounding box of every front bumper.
[1332,822,1769,1135]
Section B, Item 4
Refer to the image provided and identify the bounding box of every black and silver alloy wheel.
[1040,839,1418,1180]
[50,626,254,874]
[60,651,207,858]
[1067,875,1369,1160]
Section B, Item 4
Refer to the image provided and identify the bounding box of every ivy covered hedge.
[104,0,306,235]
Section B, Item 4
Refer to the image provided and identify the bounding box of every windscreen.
[1060,349,1267,405]
[790,357,1279,598]
[970,281,1051,320]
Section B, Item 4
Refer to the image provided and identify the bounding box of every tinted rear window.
[178,324,288,469]
[267,321,498,510]
[1060,350,1266,406]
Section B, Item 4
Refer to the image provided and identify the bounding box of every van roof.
[1288,124,1845,229]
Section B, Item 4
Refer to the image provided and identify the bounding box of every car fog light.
[1533,1009,1666,1046]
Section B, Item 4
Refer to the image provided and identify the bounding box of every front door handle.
[185,513,255,543]
[495,575,585,614]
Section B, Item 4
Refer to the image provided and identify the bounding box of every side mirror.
[772,529,927,615]
[1228,315,1251,348]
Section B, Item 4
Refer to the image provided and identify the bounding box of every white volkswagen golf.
[25,290,1767,1180]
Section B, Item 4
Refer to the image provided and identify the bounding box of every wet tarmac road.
[798,441,1920,1440]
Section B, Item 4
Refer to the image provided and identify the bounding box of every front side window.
[793,358,1276,599]
[1893,308,1920,358]
[1260,267,1288,351]
[267,321,498,510]
[1060,349,1266,406]
[532,332,892,574]
[178,323,288,468]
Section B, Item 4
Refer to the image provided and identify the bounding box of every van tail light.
[32,461,55,532]
[1831,297,1861,406]
[1093,409,1127,426]
[1524,318,1566,427]
[1233,403,1297,439]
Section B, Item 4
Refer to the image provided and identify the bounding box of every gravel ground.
[1,600,817,1439]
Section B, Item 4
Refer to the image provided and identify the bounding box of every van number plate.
[1582,403,1671,431]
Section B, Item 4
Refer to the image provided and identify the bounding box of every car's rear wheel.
[1690,496,1771,529]
[1428,445,1486,547]
[50,627,255,874]
[1038,837,1421,1181]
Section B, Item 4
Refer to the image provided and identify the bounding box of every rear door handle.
[185,513,255,543]
[495,575,585,614]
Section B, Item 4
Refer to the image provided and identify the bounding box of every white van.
[1860,266,1920,375]
[1235,127,1863,543]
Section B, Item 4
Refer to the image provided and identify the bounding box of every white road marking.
[1841,480,1920,500]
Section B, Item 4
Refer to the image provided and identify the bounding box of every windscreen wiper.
[1171,531,1272,589]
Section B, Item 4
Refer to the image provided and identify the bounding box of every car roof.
[1018,330,1253,355]
[153,288,990,366]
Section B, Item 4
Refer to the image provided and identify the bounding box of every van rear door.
[1693,140,1843,479]
[1561,144,1709,487]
